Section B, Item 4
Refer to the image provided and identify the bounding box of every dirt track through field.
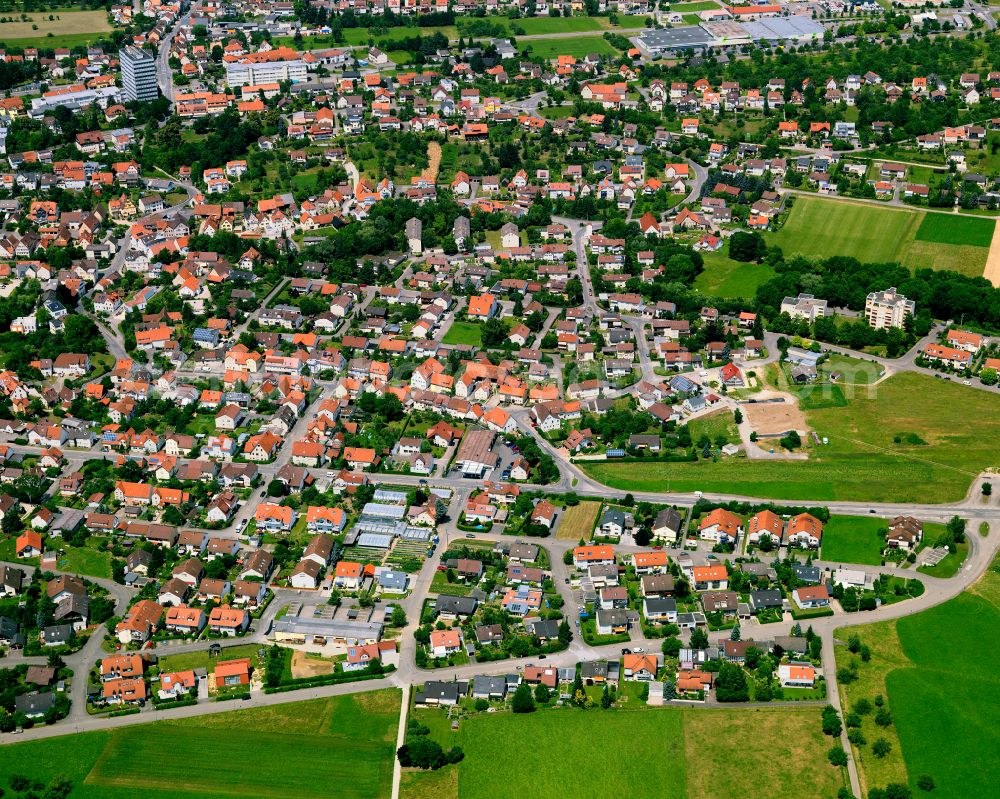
[984,220,1000,288]
[426,141,442,182]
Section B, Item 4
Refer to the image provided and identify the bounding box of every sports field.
[402,704,843,799]
[768,197,992,277]
[835,556,1000,798]
[0,691,401,799]
[582,372,1000,502]
[820,515,887,565]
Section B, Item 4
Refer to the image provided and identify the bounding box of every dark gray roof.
[422,681,462,702]
[435,594,478,615]
[471,675,507,696]
[15,691,55,716]
[525,618,560,639]
[749,590,783,609]
[643,597,677,614]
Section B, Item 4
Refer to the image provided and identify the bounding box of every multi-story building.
[865,287,915,330]
[120,46,158,103]
[224,47,307,88]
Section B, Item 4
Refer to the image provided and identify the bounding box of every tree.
[872,738,892,758]
[874,707,893,727]
[634,527,653,546]
[511,681,536,713]
[730,624,741,641]
[662,636,682,657]
[714,662,749,702]
[689,627,709,649]
[916,774,935,792]
[558,619,572,645]
[534,683,550,704]
[821,705,843,737]
[979,367,998,385]
[729,231,767,263]
[828,746,848,767]
[601,682,613,709]
[982,481,993,497]
[480,318,508,347]
[266,479,287,498]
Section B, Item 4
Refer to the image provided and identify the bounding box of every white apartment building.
[865,287,915,330]
[224,47,307,87]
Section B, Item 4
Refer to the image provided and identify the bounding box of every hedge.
[153,698,199,711]
[263,666,395,695]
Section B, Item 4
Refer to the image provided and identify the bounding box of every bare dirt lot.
[426,141,442,182]
[983,220,1000,288]
[742,392,808,436]
[291,651,335,680]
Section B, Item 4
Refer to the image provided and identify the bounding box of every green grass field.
[669,1,722,10]
[441,320,482,347]
[821,354,883,385]
[0,691,400,799]
[688,408,739,446]
[835,559,1000,798]
[769,197,990,277]
[156,644,264,673]
[820,515,887,565]
[523,36,619,60]
[402,704,842,799]
[694,249,776,298]
[917,539,968,579]
[582,372,1000,502]
[57,539,113,579]
[914,214,995,248]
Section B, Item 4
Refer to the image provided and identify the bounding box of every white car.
[633,647,645,654]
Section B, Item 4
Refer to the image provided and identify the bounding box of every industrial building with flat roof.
[637,16,825,56]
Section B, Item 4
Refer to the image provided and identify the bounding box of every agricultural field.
[0,10,111,47]
[555,500,602,540]
[694,248,776,298]
[0,691,401,799]
[583,372,1000,502]
[820,515,887,566]
[767,197,991,277]
[834,556,1000,798]
[401,704,843,799]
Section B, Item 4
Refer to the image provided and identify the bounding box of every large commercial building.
[120,46,159,103]
[865,287,915,330]
[224,47,307,88]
